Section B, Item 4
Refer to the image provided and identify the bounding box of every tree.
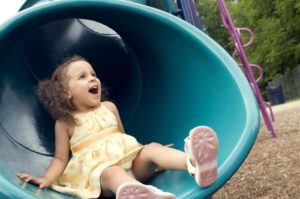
[197,0,300,98]
[197,0,234,53]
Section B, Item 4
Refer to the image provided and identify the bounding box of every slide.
[0,0,260,198]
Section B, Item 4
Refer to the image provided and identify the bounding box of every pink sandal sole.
[189,126,218,188]
[116,183,176,199]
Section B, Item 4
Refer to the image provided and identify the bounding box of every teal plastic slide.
[0,0,260,198]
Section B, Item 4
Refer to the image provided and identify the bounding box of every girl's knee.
[137,142,164,160]
[101,166,124,181]
[144,142,163,151]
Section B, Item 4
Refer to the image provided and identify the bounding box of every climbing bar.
[217,0,276,138]
[235,28,254,48]
[249,64,263,83]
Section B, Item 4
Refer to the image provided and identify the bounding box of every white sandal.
[184,126,218,188]
[116,182,176,199]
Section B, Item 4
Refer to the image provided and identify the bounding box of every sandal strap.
[184,136,196,175]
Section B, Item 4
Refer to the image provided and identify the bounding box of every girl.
[17,55,218,199]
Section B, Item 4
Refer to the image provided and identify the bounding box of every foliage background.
[196,0,300,98]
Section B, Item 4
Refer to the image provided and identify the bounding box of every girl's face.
[66,60,101,112]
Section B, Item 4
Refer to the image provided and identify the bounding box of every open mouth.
[88,85,99,95]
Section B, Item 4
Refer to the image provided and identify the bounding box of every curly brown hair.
[37,55,87,125]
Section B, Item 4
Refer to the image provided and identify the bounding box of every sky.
[0,1,25,25]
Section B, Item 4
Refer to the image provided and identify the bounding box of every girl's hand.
[16,173,51,189]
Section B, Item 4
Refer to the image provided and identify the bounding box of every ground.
[213,100,300,199]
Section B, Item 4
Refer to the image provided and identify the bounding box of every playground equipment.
[0,0,260,198]
[218,0,276,138]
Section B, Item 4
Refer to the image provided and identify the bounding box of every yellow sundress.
[51,104,143,198]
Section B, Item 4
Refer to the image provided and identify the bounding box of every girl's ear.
[67,90,72,99]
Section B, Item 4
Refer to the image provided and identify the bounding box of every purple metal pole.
[217,0,276,138]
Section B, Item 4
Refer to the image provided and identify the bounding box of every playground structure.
[0,0,272,198]
[217,0,276,138]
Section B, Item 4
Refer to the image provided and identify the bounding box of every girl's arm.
[103,101,125,133]
[43,120,70,182]
[17,120,70,188]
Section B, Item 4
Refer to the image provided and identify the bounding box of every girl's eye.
[79,74,86,79]
[91,72,96,77]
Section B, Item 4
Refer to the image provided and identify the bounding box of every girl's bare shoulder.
[102,101,117,112]
[55,120,74,138]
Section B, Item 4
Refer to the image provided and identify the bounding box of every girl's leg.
[132,143,187,181]
[100,166,139,195]
[100,165,176,199]
[132,126,218,187]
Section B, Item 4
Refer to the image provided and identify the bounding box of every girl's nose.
[89,76,96,82]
